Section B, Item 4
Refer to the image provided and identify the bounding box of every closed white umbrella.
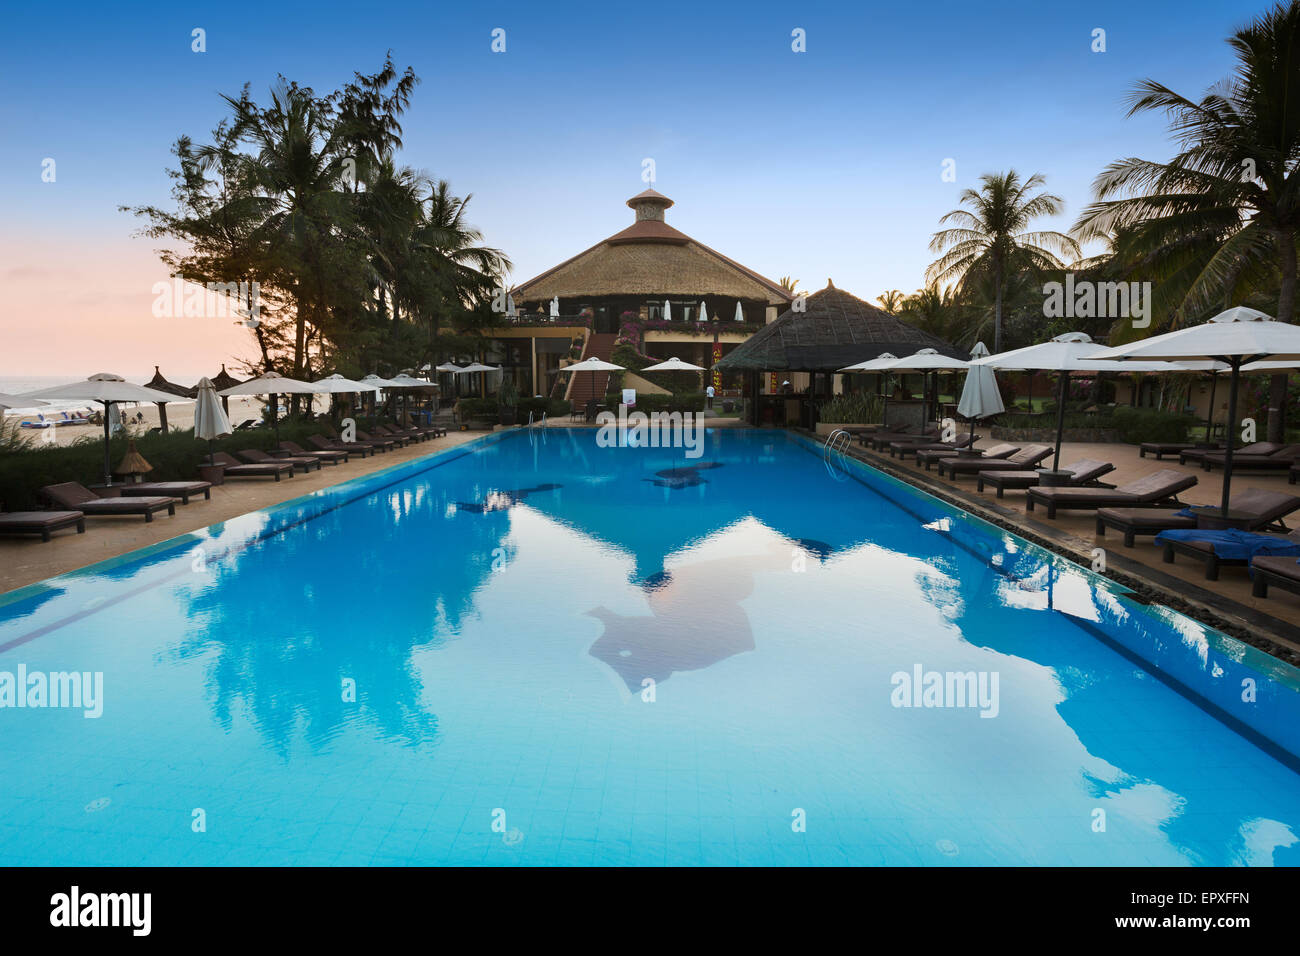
[507,295,517,320]
[550,296,560,319]
[699,302,709,323]
[734,301,744,323]
[18,373,182,486]
[956,341,1004,447]
[975,332,1175,474]
[664,299,671,322]
[1087,306,1300,513]
[218,371,320,444]
[193,376,232,465]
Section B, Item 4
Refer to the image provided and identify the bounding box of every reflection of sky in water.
[0,428,1299,866]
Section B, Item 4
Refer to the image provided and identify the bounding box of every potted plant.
[498,379,519,425]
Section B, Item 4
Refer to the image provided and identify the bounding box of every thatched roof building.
[715,282,965,372]
[510,190,791,308]
[146,366,196,399]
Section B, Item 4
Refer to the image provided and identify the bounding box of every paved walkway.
[841,432,1300,660]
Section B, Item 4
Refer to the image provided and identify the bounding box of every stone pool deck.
[825,430,1300,665]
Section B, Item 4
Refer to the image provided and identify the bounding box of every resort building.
[489,189,792,405]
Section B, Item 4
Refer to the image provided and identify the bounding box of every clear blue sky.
[0,0,1271,316]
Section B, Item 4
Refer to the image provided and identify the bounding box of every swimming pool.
[1,427,1298,866]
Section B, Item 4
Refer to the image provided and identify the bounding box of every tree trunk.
[1268,228,1296,442]
[993,268,1004,354]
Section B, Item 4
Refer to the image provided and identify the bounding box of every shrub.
[1110,406,1195,444]
[0,419,335,510]
[598,393,705,414]
[817,392,884,424]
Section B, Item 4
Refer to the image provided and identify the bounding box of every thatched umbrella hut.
[145,366,196,432]
[203,364,244,417]
[714,282,964,426]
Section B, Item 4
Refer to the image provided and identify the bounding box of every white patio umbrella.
[561,356,624,411]
[312,374,380,394]
[460,362,499,399]
[956,342,1004,447]
[1087,306,1300,514]
[641,357,704,371]
[218,371,319,445]
[193,377,232,465]
[879,348,969,430]
[0,393,48,410]
[17,373,181,486]
[734,301,744,323]
[385,373,436,421]
[975,332,1174,474]
[837,352,899,426]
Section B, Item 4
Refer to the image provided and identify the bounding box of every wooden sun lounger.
[238,448,321,474]
[1025,469,1197,519]
[279,440,348,464]
[1162,530,1300,581]
[209,452,294,481]
[976,459,1115,498]
[0,510,85,541]
[1139,441,1219,460]
[888,433,976,459]
[1200,444,1300,472]
[936,444,1052,479]
[915,442,1018,471]
[1096,488,1300,547]
[1251,554,1300,599]
[308,434,373,458]
[40,483,176,522]
[351,429,398,450]
[1179,441,1282,466]
[119,481,212,504]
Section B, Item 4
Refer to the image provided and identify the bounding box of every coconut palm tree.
[927,170,1080,352]
[1073,0,1300,440]
[876,289,904,313]
[779,276,800,294]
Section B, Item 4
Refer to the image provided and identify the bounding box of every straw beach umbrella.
[16,373,180,486]
[193,376,231,465]
[144,366,196,433]
[1087,307,1300,515]
[956,342,1004,447]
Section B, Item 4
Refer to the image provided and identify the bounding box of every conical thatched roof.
[146,366,196,399]
[510,190,792,306]
[714,283,965,372]
[205,364,244,392]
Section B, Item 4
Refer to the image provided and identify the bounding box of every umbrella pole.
[101,400,112,487]
[274,392,281,447]
[1052,371,1069,472]
[1205,371,1219,445]
[1221,360,1241,516]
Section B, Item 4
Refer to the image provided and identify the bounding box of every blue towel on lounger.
[1154,529,1300,562]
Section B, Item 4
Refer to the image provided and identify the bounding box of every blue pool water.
[2,427,1299,866]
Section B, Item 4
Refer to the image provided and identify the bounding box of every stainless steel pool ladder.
[823,429,852,481]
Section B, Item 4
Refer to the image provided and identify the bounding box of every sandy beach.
[5,395,319,447]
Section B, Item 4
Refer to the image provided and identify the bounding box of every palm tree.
[927,170,1080,352]
[779,276,800,294]
[876,290,904,313]
[1073,0,1300,440]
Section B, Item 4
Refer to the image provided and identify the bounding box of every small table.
[1188,506,1256,531]
[1035,469,1075,488]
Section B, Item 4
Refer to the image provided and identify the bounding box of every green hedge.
[1110,406,1196,444]
[598,392,706,414]
[0,419,336,510]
